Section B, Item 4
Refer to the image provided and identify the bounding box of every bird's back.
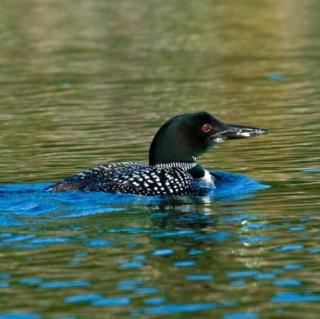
[47,162,204,196]
[47,162,145,192]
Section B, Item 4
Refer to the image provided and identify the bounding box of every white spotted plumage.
[47,161,206,196]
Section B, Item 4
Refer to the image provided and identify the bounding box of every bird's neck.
[149,122,198,165]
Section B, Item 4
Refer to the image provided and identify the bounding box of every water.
[0,0,320,318]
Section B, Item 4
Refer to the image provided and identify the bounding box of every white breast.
[198,169,215,188]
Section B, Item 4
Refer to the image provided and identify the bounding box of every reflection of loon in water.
[47,112,267,196]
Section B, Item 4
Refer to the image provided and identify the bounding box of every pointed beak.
[212,123,267,143]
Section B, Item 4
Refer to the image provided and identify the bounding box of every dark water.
[0,1,320,318]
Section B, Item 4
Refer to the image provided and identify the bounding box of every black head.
[149,112,267,165]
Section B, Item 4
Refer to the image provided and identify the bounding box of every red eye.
[201,123,212,133]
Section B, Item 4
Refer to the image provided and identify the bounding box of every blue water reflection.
[0,171,268,224]
[144,303,217,315]
[0,170,318,318]
[0,314,41,319]
[272,292,320,303]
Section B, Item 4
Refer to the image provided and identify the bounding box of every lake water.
[0,1,319,318]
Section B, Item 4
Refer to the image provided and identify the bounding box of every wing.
[46,162,146,192]
[86,166,205,196]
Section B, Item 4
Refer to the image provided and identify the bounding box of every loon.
[47,112,267,196]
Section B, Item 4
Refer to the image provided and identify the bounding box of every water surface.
[0,1,320,318]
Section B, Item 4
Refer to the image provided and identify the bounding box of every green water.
[0,1,320,318]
